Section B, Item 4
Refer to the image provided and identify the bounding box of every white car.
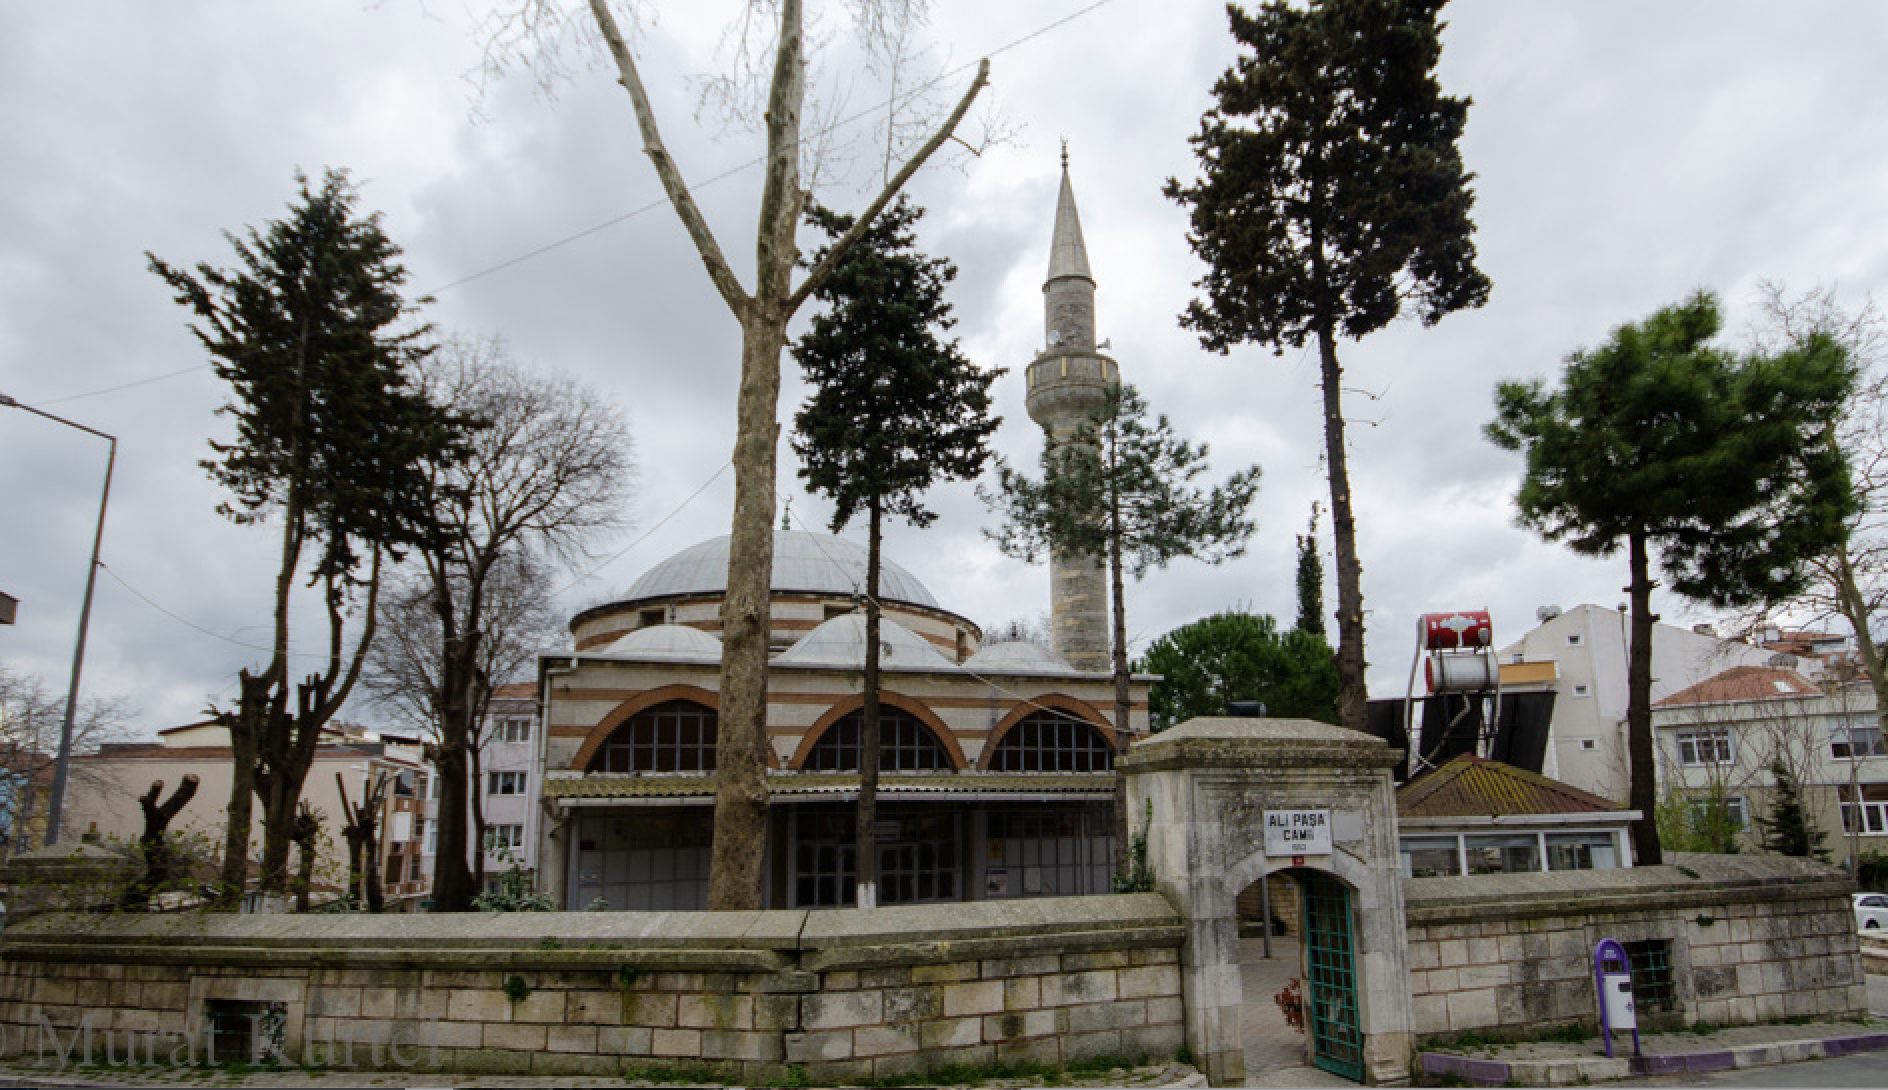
[1857,892,1888,931]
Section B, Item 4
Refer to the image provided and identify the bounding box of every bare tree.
[1746,285,1888,760]
[369,337,630,911]
[0,663,133,863]
[368,552,562,896]
[337,770,391,912]
[473,1,989,908]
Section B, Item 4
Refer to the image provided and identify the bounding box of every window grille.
[802,709,954,771]
[985,710,1113,772]
[1624,939,1675,1012]
[592,700,717,773]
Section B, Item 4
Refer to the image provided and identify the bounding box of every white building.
[1496,604,1813,802]
[416,681,542,894]
[1652,665,1885,867]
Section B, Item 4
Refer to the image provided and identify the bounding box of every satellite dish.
[1536,605,1562,622]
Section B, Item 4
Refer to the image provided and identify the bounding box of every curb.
[1418,1030,1888,1086]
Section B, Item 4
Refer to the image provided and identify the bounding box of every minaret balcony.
[1025,352,1119,392]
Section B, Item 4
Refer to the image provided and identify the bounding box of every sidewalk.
[1417,1020,1888,1087]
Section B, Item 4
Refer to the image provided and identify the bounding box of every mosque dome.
[622,531,939,608]
[775,612,957,671]
[603,624,722,659]
[962,640,1080,676]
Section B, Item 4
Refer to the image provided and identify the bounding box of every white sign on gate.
[1264,809,1333,856]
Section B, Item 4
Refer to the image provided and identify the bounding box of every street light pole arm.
[2,392,117,848]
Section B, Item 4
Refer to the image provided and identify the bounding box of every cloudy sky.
[4,1,1886,734]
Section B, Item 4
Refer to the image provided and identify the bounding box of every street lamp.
[0,393,116,848]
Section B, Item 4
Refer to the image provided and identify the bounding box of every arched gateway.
[1119,717,1414,1086]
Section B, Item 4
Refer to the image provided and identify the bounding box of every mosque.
[534,164,1149,911]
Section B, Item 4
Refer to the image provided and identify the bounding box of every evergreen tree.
[983,384,1260,851]
[148,169,465,900]
[1166,0,1490,734]
[1295,503,1327,638]
[1757,758,1831,861]
[1138,611,1338,730]
[792,196,1001,910]
[1488,291,1855,865]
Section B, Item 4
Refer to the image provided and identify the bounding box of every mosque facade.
[533,165,1147,911]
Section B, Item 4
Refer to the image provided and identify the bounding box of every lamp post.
[0,393,116,848]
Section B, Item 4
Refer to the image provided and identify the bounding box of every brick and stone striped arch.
[788,692,967,771]
[567,685,778,771]
[977,694,1117,771]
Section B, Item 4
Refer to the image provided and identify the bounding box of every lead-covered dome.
[623,531,939,608]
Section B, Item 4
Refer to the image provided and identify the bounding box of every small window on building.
[1624,940,1676,1012]
[1676,728,1735,766]
[1831,719,1887,760]
[409,855,424,882]
[1840,790,1888,835]
[1463,834,1540,875]
[1545,832,1618,871]
[485,824,526,852]
[1580,738,1598,751]
[1572,684,1590,698]
[494,717,531,744]
[425,820,438,855]
[639,608,665,628]
[1399,835,1460,878]
[488,770,527,796]
[1567,633,1582,646]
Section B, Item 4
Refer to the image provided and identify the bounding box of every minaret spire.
[1024,150,1117,672]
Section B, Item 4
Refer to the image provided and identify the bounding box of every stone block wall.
[0,894,1184,1082]
[1403,854,1866,1041]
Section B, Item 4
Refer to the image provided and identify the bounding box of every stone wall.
[1404,854,1866,1041]
[0,894,1184,1082]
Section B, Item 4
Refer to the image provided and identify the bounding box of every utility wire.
[98,562,342,663]
[34,0,1119,405]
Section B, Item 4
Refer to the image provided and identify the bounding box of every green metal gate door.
[1301,871,1364,1081]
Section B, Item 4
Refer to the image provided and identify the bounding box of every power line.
[550,459,732,600]
[97,562,340,663]
[35,0,1120,405]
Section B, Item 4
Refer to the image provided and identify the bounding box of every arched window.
[803,708,954,772]
[590,700,716,773]
[986,710,1113,772]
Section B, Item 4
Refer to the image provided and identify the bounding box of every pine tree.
[148,169,465,900]
[1295,503,1327,638]
[1166,0,1490,734]
[984,384,1260,852]
[1757,758,1830,861]
[792,196,1001,909]
[1488,291,1855,865]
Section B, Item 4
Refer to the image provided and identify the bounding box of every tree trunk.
[292,802,320,912]
[1315,325,1369,733]
[431,631,479,911]
[123,775,200,910]
[216,672,269,903]
[470,736,488,892]
[708,311,786,910]
[1108,477,1133,866]
[855,502,883,910]
[1626,529,1662,865]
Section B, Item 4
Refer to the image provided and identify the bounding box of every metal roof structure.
[543,769,1115,803]
[620,531,938,608]
[1397,754,1620,818]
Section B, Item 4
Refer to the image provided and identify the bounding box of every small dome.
[604,624,723,659]
[963,640,1081,675]
[776,612,956,670]
[623,531,938,608]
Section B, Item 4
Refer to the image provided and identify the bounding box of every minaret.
[1025,150,1118,672]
